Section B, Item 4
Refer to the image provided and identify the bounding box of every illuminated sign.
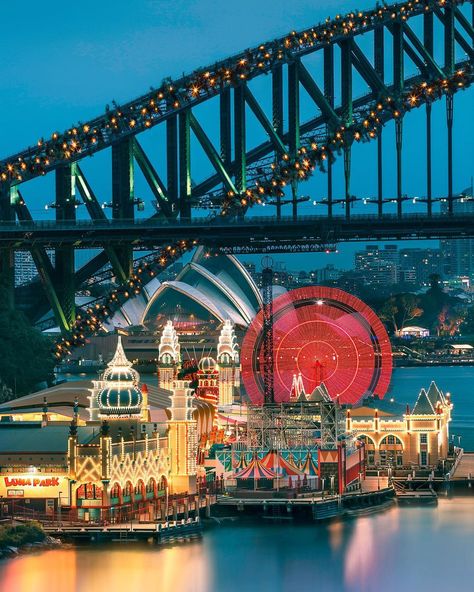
[0,474,70,504]
[4,477,60,488]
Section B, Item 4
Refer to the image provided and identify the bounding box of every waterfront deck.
[450,452,474,480]
[214,487,395,520]
[42,517,202,542]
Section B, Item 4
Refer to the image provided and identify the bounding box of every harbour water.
[1,497,474,592]
[6,365,469,592]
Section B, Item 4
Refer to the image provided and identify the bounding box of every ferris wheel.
[241,286,393,405]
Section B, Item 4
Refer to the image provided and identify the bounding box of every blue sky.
[0,0,473,271]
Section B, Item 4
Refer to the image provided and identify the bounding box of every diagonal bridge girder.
[0,0,472,334]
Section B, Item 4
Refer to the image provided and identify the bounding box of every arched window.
[159,476,168,492]
[380,435,403,447]
[110,483,121,499]
[379,435,404,467]
[161,353,172,365]
[357,435,376,466]
[357,434,374,445]
[147,478,156,494]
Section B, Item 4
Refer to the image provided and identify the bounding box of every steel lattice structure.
[261,264,275,405]
[0,0,472,340]
[246,401,341,450]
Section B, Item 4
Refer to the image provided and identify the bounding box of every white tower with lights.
[216,320,240,407]
[158,320,181,391]
[167,380,198,494]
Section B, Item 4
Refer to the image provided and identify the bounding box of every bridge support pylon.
[0,182,15,309]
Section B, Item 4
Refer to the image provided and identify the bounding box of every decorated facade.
[349,382,452,468]
[157,320,181,391]
[157,319,241,408]
[167,380,199,494]
[0,337,205,519]
[217,320,240,406]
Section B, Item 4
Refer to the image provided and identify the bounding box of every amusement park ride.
[0,0,465,516]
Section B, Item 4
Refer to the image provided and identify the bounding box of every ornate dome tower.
[89,337,143,420]
[217,320,240,407]
[158,320,181,391]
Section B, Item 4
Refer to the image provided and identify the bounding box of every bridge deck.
[2,212,474,250]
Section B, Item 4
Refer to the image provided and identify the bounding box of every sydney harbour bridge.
[0,0,473,359]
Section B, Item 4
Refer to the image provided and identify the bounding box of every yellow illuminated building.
[348,382,452,468]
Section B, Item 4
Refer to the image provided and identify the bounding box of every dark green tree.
[378,293,423,335]
[0,279,55,397]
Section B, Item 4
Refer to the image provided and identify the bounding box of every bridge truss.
[0,0,472,356]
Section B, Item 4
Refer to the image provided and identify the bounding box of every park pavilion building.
[348,382,452,469]
[0,338,214,520]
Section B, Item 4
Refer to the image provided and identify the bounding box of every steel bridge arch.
[0,0,472,345]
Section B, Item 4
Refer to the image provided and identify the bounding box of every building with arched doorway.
[347,382,452,469]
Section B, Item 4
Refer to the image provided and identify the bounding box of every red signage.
[4,477,60,488]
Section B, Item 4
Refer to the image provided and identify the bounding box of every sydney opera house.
[71,247,267,363]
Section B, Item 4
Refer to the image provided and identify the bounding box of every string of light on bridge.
[222,66,472,214]
[0,0,465,184]
[53,66,473,361]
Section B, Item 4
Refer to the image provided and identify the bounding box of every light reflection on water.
[2,498,474,592]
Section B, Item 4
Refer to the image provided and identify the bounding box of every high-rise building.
[314,264,344,283]
[355,245,399,285]
[441,188,474,277]
[399,248,443,286]
[14,251,55,287]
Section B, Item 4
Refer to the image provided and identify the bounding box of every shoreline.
[394,360,474,368]
[0,534,62,561]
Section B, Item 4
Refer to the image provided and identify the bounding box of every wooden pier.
[43,517,202,543]
[392,479,438,505]
[214,487,395,521]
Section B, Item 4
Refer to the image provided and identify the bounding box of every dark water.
[2,366,473,591]
[1,498,474,592]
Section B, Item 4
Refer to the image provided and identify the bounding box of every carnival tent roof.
[301,452,319,476]
[235,453,248,471]
[261,450,304,476]
[234,456,276,479]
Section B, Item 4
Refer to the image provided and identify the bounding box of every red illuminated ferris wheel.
[241,286,393,405]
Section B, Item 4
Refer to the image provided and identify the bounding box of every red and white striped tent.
[234,456,276,479]
[301,452,319,476]
[261,450,304,477]
[234,453,249,471]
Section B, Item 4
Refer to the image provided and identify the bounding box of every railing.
[2,211,474,230]
[448,447,464,478]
